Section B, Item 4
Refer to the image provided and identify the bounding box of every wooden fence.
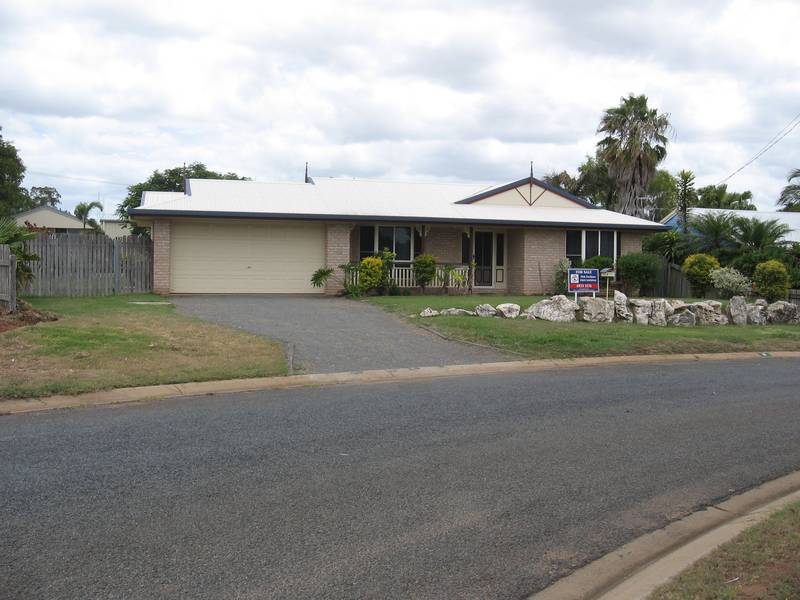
[648,256,691,298]
[0,245,16,312]
[24,233,152,297]
[789,289,800,306]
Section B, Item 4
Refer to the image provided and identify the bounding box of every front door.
[474,231,493,287]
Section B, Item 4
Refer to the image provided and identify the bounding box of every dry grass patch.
[0,295,287,399]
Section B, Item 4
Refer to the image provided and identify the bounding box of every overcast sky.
[1,0,798,215]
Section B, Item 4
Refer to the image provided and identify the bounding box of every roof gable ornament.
[513,161,547,207]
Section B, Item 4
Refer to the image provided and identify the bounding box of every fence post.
[113,239,121,294]
[9,254,16,312]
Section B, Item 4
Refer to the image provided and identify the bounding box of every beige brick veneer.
[507,228,566,295]
[620,231,645,256]
[424,226,463,263]
[152,220,171,295]
[325,223,353,294]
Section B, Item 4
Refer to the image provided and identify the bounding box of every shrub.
[377,249,396,294]
[729,248,787,278]
[752,260,790,302]
[553,257,571,293]
[582,255,614,271]
[412,254,437,292]
[709,267,751,299]
[616,252,660,295]
[359,256,383,293]
[682,253,721,296]
[310,267,334,288]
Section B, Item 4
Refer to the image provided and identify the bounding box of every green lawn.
[364,295,800,359]
[0,295,287,399]
[649,501,800,599]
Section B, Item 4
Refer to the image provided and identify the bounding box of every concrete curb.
[528,469,800,600]
[2,351,799,416]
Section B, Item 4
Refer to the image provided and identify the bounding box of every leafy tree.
[74,200,103,231]
[674,170,697,233]
[543,170,582,195]
[118,162,248,234]
[29,186,61,207]
[596,94,670,217]
[778,168,800,211]
[646,169,678,221]
[731,217,791,253]
[542,153,616,208]
[0,127,33,217]
[695,184,756,210]
[688,212,735,256]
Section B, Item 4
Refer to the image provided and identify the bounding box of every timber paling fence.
[24,233,152,297]
[0,245,16,311]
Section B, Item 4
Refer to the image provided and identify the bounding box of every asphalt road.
[2,358,800,600]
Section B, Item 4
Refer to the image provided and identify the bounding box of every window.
[378,226,394,254]
[565,229,618,265]
[616,232,622,259]
[461,232,470,264]
[566,230,582,265]
[359,226,375,260]
[496,233,505,267]
[394,226,411,261]
[414,228,423,258]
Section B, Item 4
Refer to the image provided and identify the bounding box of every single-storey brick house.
[130,175,667,295]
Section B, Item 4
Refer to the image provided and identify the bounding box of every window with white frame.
[565,230,621,265]
[358,225,422,262]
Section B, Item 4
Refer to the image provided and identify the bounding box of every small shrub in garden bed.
[582,255,614,270]
[616,252,660,296]
[710,267,751,299]
[683,253,721,296]
[412,254,437,292]
[753,259,790,302]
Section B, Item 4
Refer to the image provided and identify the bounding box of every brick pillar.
[325,223,352,295]
[152,220,171,295]
[508,228,565,295]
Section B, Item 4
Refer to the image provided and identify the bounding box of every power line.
[718,111,800,185]
[26,170,130,187]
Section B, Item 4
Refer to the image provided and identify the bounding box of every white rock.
[614,290,633,322]
[649,299,669,327]
[531,295,578,322]
[419,307,439,318]
[668,309,696,327]
[687,301,729,325]
[578,297,615,322]
[767,301,799,324]
[747,299,768,325]
[728,296,748,326]
[439,308,476,317]
[628,299,653,325]
[474,303,498,318]
[495,303,521,319]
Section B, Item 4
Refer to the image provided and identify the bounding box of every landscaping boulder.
[475,303,498,318]
[649,299,669,327]
[766,301,799,324]
[687,301,728,326]
[747,299,768,325]
[419,307,439,318]
[666,299,690,312]
[495,303,521,319]
[439,308,475,317]
[728,296,748,326]
[530,295,578,322]
[668,309,696,327]
[614,290,633,322]
[521,305,537,320]
[578,297,615,323]
[628,299,653,325]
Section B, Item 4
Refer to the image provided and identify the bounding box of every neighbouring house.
[100,218,132,239]
[14,206,85,233]
[662,207,800,243]
[129,175,667,295]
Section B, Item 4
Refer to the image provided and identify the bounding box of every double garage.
[168,221,326,294]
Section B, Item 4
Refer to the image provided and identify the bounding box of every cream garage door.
[170,221,326,293]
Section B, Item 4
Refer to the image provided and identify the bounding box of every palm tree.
[74,201,103,231]
[688,212,735,256]
[675,170,697,233]
[696,184,756,210]
[778,168,800,211]
[0,217,39,287]
[596,94,670,217]
[731,217,791,252]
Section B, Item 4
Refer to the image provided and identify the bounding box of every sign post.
[567,268,600,302]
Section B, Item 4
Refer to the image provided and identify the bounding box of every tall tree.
[647,169,678,221]
[542,153,616,208]
[0,126,33,217]
[596,94,670,217]
[29,186,61,207]
[74,200,103,231]
[118,162,248,234]
[543,170,581,195]
[688,212,735,256]
[695,184,756,210]
[675,170,697,233]
[778,168,800,211]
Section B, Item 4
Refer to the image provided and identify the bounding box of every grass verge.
[649,500,800,599]
[0,295,287,399]
[364,295,800,359]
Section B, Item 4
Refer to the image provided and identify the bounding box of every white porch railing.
[345,264,469,288]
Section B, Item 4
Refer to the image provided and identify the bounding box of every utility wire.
[718,111,800,185]
[26,170,130,187]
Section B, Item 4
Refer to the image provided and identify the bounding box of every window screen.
[600,231,614,258]
[394,227,411,261]
[413,228,423,258]
[378,227,394,254]
[616,232,622,259]
[566,230,582,265]
[496,233,505,267]
[585,231,599,259]
[461,233,470,264]
[359,226,375,260]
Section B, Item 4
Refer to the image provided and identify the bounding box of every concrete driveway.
[172,295,508,373]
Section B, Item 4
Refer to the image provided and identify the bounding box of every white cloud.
[0,0,798,214]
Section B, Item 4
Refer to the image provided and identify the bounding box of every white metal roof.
[133,177,666,230]
[664,207,800,243]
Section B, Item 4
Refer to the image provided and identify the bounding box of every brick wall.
[506,229,525,294]
[325,223,353,294]
[620,231,645,256]
[152,220,171,295]
[424,226,462,263]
